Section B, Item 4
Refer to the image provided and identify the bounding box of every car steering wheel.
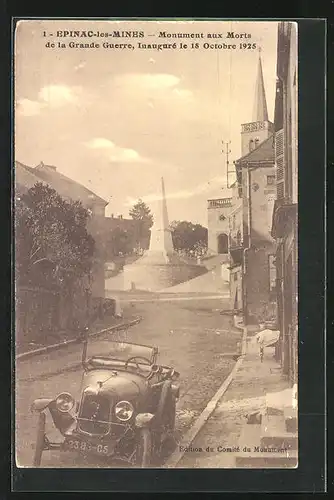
[124,356,153,375]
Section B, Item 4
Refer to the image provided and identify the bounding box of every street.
[14,18,302,487]
[16,293,242,468]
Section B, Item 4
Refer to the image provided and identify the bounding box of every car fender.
[155,380,172,424]
[48,402,76,435]
[31,398,53,413]
[31,399,76,435]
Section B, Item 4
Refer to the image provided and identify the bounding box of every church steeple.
[240,49,273,156]
[252,51,269,123]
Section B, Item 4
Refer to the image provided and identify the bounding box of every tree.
[15,182,95,288]
[129,199,154,249]
[170,220,208,258]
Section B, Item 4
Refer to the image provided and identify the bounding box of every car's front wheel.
[165,394,176,431]
[33,412,46,467]
[135,428,152,468]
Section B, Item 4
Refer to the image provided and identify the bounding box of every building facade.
[207,54,278,321]
[231,54,277,324]
[207,196,232,255]
[228,181,243,311]
[271,22,298,384]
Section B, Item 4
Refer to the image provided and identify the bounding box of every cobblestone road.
[16,294,242,468]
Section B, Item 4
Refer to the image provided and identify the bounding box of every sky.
[15,19,278,226]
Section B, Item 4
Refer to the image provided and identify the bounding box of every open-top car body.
[31,330,180,467]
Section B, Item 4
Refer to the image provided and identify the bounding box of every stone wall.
[122,262,206,292]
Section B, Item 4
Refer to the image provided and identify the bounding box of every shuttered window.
[268,255,277,292]
[275,128,285,200]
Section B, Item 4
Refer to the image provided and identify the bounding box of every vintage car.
[31,331,180,467]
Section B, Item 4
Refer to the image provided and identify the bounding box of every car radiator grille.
[78,394,112,435]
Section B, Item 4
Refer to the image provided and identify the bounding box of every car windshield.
[86,339,157,365]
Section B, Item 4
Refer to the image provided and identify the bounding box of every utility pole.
[222,140,234,188]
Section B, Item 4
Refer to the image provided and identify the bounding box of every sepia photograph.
[14,19,298,470]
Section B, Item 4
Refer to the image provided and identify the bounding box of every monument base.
[122,259,206,292]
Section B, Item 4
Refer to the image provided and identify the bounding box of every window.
[267,175,276,185]
[249,139,254,152]
[254,137,260,148]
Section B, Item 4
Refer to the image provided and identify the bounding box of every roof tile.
[15,161,108,207]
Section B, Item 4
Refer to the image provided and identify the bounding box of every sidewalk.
[177,328,298,468]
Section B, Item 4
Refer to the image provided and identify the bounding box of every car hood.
[81,369,149,401]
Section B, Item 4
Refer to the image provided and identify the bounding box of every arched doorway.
[217,233,228,254]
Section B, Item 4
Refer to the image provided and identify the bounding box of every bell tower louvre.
[241,50,274,157]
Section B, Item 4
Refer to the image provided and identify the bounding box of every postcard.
[14,19,298,471]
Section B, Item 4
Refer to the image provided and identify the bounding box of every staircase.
[234,404,298,468]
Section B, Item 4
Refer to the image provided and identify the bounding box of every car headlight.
[115,400,134,422]
[55,392,75,413]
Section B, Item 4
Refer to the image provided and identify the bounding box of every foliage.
[15,183,95,287]
[107,227,134,257]
[129,199,154,227]
[170,220,208,258]
[129,199,154,249]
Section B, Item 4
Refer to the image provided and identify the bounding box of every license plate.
[63,438,110,456]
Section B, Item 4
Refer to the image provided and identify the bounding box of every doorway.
[217,233,228,254]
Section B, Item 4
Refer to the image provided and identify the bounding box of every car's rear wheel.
[33,412,46,467]
[135,428,152,468]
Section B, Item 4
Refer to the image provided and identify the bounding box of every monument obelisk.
[144,177,174,264]
[122,177,205,291]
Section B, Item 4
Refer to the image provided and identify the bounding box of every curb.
[16,316,142,362]
[164,326,248,468]
[125,294,230,303]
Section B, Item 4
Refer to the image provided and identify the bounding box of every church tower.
[234,49,276,325]
[241,51,274,156]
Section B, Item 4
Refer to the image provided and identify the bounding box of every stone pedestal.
[123,261,206,292]
[121,177,207,291]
